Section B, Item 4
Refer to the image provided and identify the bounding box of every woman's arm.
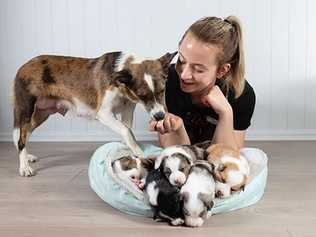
[211,106,245,150]
[202,85,247,150]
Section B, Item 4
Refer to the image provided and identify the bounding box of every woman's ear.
[216,63,231,79]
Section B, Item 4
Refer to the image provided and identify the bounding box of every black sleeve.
[165,64,188,118]
[231,81,256,130]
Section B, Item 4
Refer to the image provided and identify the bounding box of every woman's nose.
[180,65,193,80]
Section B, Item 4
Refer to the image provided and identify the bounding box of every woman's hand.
[201,85,232,116]
[149,112,184,135]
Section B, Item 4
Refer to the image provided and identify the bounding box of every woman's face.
[176,31,220,96]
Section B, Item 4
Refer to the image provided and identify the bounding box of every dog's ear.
[193,140,212,150]
[198,192,214,210]
[158,51,178,75]
[180,191,189,203]
[140,156,156,170]
[194,160,214,175]
[193,146,208,160]
[154,154,167,169]
[111,69,134,87]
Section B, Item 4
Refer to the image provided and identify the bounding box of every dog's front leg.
[120,102,135,129]
[96,110,144,157]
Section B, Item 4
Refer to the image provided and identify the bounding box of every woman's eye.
[194,68,205,73]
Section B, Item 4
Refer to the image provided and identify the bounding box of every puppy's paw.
[171,218,184,226]
[27,154,39,162]
[19,165,35,177]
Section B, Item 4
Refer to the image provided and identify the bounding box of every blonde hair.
[181,16,245,98]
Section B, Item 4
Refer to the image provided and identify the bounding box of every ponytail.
[224,16,245,98]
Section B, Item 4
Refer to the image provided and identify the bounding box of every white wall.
[0,0,315,141]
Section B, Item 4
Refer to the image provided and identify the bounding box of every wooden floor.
[0,141,315,237]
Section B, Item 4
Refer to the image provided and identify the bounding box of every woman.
[149,16,255,150]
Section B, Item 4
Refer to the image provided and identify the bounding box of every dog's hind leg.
[26,107,50,162]
[13,99,36,176]
[13,79,49,176]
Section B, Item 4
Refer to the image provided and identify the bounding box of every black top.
[165,64,256,144]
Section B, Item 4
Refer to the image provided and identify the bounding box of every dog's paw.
[27,154,39,162]
[171,218,184,226]
[19,165,35,177]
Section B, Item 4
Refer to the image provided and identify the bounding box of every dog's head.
[180,161,216,228]
[111,52,177,121]
[112,155,156,189]
[154,148,193,187]
[112,155,145,181]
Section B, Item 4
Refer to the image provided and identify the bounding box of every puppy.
[112,155,150,190]
[206,143,250,198]
[154,145,207,187]
[144,167,184,226]
[12,51,177,177]
[180,160,216,228]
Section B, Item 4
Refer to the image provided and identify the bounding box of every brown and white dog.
[206,143,250,198]
[12,51,177,177]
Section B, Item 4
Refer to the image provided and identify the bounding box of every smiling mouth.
[181,80,194,85]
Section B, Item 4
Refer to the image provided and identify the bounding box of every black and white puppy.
[180,160,216,228]
[154,145,207,187]
[144,167,184,226]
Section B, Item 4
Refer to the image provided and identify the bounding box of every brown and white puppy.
[112,155,155,190]
[12,51,177,177]
[206,143,250,198]
[180,160,216,228]
[154,145,207,187]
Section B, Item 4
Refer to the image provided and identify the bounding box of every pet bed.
[88,142,268,217]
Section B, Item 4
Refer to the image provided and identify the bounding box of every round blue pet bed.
[88,142,268,217]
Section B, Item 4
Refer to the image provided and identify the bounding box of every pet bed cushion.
[88,142,268,217]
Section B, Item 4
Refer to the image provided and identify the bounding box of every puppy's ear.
[180,191,189,202]
[140,156,156,170]
[198,192,214,210]
[193,140,212,150]
[194,160,214,175]
[158,51,178,75]
[154,155,167,169]
[111,69,134,87]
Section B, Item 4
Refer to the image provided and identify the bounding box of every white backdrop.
[0,0,315,141]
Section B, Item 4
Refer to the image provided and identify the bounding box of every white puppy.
[180,160,216,227]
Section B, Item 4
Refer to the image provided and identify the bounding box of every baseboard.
[0,131,157,142]
[1,129,316,142]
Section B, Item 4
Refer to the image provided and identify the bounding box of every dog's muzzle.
[153,111,165,121]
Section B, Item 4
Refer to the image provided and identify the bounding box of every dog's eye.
[165,171,171,177]
[179,167,184,172]
[199,210,206,218]
[130,175,136,180]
